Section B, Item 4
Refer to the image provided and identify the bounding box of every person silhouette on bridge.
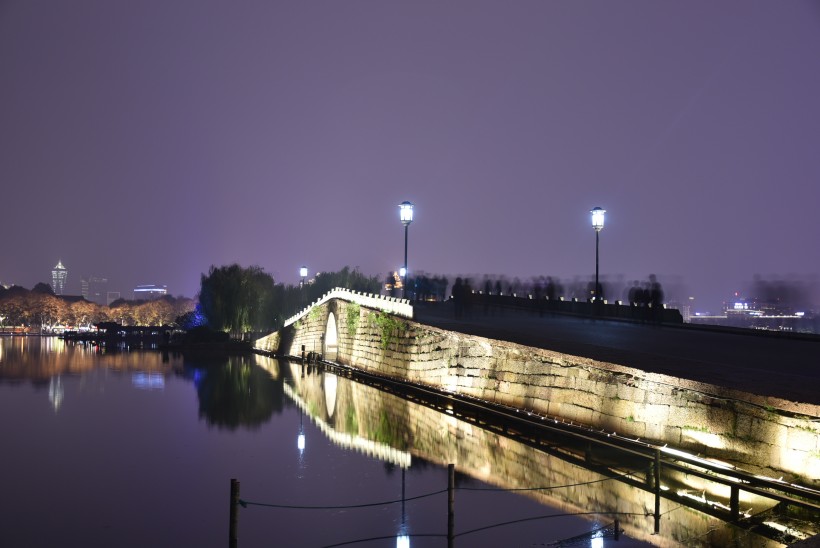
[649,274,665,323]
[452,277,464,318]
[463,279,474,318]
[533,279,544,317]
[483,277,492,316]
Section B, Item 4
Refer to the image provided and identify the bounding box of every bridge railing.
[283,288,413,328]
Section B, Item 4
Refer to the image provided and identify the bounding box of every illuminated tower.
[51,260,68,295]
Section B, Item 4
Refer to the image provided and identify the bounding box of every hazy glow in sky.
[1,1,818,310]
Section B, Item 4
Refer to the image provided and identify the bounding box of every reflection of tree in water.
[188,356,284,430]
[371,410,407,448]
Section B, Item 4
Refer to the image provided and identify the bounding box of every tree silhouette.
[198,264,276,336]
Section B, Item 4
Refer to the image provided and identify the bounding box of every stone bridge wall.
[255,298,820,481]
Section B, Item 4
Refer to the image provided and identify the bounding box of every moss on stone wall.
[368,311,407,350]
[346,303,360,337]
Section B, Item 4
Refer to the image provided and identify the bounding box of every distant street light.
[399,201,414,299]
[299,266,308,288]
[590,207,606,303]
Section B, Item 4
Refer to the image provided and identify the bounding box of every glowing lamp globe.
[591,207,605,232]
[399,201,414,226]
[299,266,308,278]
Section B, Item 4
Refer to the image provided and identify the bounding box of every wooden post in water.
[448,464,455,548]
[229,478,240,548]
[614,517,620,540]
[653,449,661,534]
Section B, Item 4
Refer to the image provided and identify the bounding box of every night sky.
[2,1,819,311]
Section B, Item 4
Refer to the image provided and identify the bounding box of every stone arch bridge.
[255,288,820,482]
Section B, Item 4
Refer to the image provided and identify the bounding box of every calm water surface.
[0,337,773,547]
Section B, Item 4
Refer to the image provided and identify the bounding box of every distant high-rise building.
[81,276,109,305]
[134,284,168,301]
[51,261,68,295]
[106,291,121,306]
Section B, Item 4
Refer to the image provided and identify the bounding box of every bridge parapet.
[283,287,413,328]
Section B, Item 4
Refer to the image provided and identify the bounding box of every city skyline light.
[1,1,819,312]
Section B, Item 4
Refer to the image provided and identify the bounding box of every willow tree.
[198,264,276,337]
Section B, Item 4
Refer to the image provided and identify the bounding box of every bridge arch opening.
[324,311,339,362]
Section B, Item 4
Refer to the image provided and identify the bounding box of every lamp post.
[299,266,308,288]
[399,201,414,299]
[590,207,606,303]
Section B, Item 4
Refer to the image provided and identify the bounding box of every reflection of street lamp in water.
[396,468,409,548]
[49,376,64,412]
[591,528,604,548]
[297,410,305,454]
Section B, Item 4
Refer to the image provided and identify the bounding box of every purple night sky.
[1,1,819,311]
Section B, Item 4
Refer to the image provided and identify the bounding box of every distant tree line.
[0,283,195,330]
[0,265,384,336]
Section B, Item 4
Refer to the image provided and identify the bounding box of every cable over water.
[239,488,448,510]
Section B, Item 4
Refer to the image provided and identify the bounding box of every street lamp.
[590,207,605,303]
[299,266,308,288]
[399,201,414,299]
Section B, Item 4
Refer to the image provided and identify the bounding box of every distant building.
[689,291,817,334]
[133,284,167,301]
[384,271,403,296]
[51,260,68,295]
[106,291,121,306]
[81,276,109,305]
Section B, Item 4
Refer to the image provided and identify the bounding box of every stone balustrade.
[283,287,413,328]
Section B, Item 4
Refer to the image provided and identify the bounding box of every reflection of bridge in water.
[281,359,820,547]
[284,382,411,468]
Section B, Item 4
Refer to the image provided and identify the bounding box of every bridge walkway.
[413,301,820,408]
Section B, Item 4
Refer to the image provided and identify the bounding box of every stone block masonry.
[255,296,820,482]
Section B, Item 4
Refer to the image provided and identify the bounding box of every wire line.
[455,511,650,538]
[239,488,447,510]
[456,467,649,492]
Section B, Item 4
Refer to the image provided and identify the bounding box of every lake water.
[0,337,782,547]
